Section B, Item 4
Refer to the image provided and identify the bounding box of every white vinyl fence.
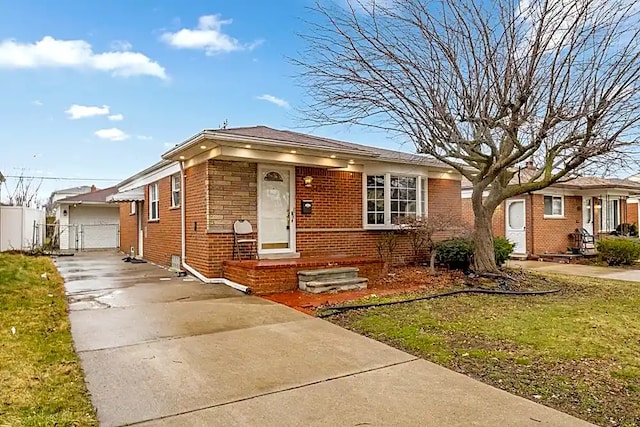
[0,206,46,251]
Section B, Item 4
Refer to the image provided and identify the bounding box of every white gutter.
[179,161,250,294]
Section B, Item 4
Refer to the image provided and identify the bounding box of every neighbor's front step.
[301,277,368,294]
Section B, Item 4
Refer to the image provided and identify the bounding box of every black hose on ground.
[317,288,561,318]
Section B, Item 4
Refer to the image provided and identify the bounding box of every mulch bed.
[263,267,464,314]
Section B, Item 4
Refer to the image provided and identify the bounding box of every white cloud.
[256,94,290,109]
[0,36,167,79]
[108,113,124,121]
[161,15,262,55]
[66,104,110,120]
[95,127,129,141]
[110,40,132,51]
[32,100,43,107]
[136,135,153,140]
[163,142,176,148]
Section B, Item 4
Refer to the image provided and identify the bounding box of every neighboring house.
[49,185,93,213]
[110,126,462,294]
[55,186,120,250]
[461,164,640,257]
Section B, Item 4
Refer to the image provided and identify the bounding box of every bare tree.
[296,0,640,272]
[3,170,43,207]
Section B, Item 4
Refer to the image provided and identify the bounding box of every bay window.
[365,173,427,227]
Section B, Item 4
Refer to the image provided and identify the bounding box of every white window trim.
[171,174,181,208]
[129,201,136,215]
[543,194,564,218]
[149,183,159,221]
[363,173,428,229]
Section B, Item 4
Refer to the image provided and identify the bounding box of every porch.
[223,255,385,295]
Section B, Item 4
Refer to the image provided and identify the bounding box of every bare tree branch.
[295,0,640,271]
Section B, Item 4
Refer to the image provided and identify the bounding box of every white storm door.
[582,197,593,235]
[506,199,526,254]
[258,165,295,254]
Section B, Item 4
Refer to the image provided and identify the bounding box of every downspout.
[179,161,250,294]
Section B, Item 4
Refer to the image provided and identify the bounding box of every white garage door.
[69,206,120,250]
[80,224,119,249]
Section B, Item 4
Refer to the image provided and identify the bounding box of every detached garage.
[55,186,120,250]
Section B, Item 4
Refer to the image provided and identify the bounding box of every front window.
[390,176,417,224]
[365,173,426,227]
[171,175,181,207]
[544,195,563,217]
[366,175,385,225]
[149,183,159,220]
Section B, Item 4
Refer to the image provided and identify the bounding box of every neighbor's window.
[149,183,159,220]
[390,175,417,224]
[544,195,563,217]
[602,199,621,231]
[365,173,426,227]
[171,174,181,208]
[129,201,136,215]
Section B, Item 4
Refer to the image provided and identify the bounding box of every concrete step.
[298,267,359,283]
[300,277,368,294]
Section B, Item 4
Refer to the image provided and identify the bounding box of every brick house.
[461,166,640,257]
[110,126,462,294]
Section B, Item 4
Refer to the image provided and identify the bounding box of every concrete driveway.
[56,252,593,427]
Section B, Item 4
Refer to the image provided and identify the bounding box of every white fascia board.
[120,162,180,192]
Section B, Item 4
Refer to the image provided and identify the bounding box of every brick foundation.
[223,256,385,294]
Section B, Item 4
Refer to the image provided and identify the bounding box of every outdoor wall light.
[63,209,68,217]
[303,176,314,188]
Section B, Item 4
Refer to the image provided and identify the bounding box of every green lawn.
[0,253,96,426]
[330,273,640,427]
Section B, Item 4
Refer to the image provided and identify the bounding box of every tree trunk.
[471,190,499,273]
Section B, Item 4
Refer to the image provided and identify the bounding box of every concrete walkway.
[507,259,640,282]
[56,252,594,427]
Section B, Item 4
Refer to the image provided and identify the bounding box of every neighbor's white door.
[258,165,295,254]
[506,199,526,254]
[582,197,593,235]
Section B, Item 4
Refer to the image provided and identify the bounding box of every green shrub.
[435,236,516,270]
[494,236,516,266]
[596,237,640,266]
[435,238,474,270]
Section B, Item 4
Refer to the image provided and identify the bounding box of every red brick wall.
[461,198,504,237]
[143,174,182,267]
[295,167,362,229]
[118,202,138,255]
[428,178,461,222]
[628,202,638,226]
[530,194,582,254]
[185,162,213,276]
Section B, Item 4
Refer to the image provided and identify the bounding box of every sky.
[0,0,408,202]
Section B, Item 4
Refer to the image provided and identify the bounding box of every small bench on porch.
[223,256,384,295]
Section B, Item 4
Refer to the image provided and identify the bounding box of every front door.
[258,165,295,255]
[506,199,526,254]
[582,197,593,235]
